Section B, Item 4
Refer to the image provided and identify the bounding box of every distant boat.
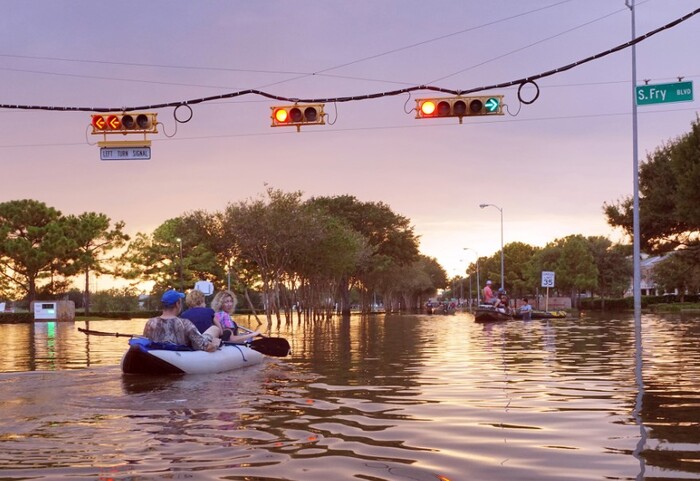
[514,309,567,320]
[474,305,514,323]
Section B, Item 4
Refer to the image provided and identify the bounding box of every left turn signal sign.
[91,112,158,135]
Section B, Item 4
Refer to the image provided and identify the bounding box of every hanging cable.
[0,7,697,114]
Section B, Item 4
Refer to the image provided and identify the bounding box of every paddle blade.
[249,337,291,357]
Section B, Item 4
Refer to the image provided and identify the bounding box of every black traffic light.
[415,96,504,123]
[91,113,158,135]
[271,104,325,131]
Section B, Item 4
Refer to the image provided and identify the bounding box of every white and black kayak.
[121,337,265,375]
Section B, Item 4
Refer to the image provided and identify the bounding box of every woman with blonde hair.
[211,290,260,343]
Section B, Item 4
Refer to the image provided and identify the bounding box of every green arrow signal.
[485,97,500,112]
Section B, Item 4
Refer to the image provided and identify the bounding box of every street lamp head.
[479,204,488,209]
[176,237,181,243]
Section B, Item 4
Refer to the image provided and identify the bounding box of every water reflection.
[0,312,699,480]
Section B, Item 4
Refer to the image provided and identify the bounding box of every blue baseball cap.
[161,289,185,306]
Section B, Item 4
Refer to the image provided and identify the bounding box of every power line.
[0,6,698,114]
[427,5,628,84]
[0,0,578,83]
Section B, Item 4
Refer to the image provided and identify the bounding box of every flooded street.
[0,311,699,480]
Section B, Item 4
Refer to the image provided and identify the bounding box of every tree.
[308,195,420,315]
[223,189,311,322]
[121,218,187,293]
[556,235,598,305]
[586,236,632,303]
[529,235,598,305]
[501,242,538,296]
[63,212,129,313]
[652,250,700,301]
[604,117,700,254]
[0,200,74,305]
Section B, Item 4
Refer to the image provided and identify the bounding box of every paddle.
[237,326,291,358]
[78,327,291,358]
[78,327,140,338]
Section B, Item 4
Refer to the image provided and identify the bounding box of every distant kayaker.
[181,289,216,334]
[519,298,533,321]
[211,290,261,344]
[143,289,221,352]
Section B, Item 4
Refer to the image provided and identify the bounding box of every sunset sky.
[2,1,699,285]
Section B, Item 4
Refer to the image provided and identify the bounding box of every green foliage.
[528,235,604,303]
[90,287,140,312]
[120,218,194,293]
[63,212,129,313]
[0,199,74,304]
[579,294,700,311]
[652,250,700,301]
[586,237,632,299]
[375,255,447,309]
[502,242,537,296]
[604,116,700,254]
[557,235,598,294]
[307,194,420,266]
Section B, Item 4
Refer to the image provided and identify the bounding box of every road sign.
[100,146,151,161]
[541,271,555,288]
[636,81,693,105]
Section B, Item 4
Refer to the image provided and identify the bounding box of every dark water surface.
[0,311,699,480]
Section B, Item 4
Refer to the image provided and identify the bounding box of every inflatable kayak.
[121,337,265,375]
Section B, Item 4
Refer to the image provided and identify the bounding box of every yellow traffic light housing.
[90,112,158,135]
[415,96,504,123]
[271,104,325,131]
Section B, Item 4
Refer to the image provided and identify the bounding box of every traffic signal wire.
[0,6,698,118]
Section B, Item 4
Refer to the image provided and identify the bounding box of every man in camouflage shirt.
[143,289,221,352]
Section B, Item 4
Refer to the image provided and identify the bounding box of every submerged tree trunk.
[84,268,91,314]
[338,276,351,316]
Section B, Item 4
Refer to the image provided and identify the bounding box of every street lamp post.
[176,237,183,292]
[467,273,472,309]
[463,247,480,305]
[479,203,504,290]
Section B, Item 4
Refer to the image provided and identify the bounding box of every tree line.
[0,190,446,319]
[453,235,632,309]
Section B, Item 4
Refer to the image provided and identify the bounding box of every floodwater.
[0,311,699,481]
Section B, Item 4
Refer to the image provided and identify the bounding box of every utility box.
[33,300,75,321]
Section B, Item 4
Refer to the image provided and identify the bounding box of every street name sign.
[100,146,151,161]
[636,81,693,105]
